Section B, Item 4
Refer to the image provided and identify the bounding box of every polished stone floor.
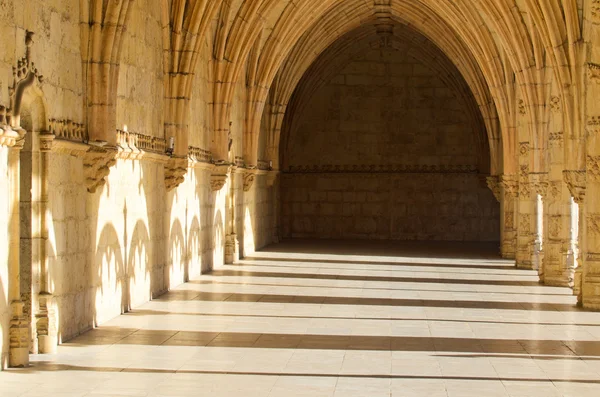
[2,240,600,396]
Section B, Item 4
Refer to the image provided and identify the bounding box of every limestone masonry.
[0,0,599,371]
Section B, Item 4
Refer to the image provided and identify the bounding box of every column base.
[36,293,57,354]
[224,234,239,264]
[582,275,600,310]
[9,301,29,368]
[543,274,573,288]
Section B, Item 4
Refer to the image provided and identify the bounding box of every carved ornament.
[588,214,600,236]
[505,212,515,230]
[165,156,188,192]
[519,214,531,232]
[550,96,561,113]
[529,173,549,196]
[519,165,531,197]
[587,156,600,181]
[243,171,256,192]
[549,132,564,147]
[548,215,562,239]
[49,119,87,142]
[501,174,519,198]
[211,164,231,192]
[84,146,117,193]
[563,170,586,204]
[518,100,527,115]
[519,142,530,157]
[588,116,600,135]
[486,176,501,202]
[588,62,600,82]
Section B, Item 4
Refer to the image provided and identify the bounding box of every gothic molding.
[211,163,231,192]
[501,174,519,198]
[84,145,117,193]
[563,170,586,204]
[165,156,188,192]
[486,176,500,202]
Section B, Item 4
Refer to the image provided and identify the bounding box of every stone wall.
[282,47,499,241]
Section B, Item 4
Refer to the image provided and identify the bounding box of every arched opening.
[279,23,499,242]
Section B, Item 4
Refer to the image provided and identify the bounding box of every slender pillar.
[36,133,56,353]
[8,139,29,367]
[500,175,518,259]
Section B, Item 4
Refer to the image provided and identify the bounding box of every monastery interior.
[2,0,600,395]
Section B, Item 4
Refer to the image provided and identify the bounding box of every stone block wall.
[282,173,499,241]
[282,47,499,241]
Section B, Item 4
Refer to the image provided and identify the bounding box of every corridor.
[2,240,600,396]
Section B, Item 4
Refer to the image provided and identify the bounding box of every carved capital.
[211,164,230,192]
[165,156,188,192]
[243,171,256,192]
[39,132,55,152]
[0,125,20,147]
[84,145,117,193]
[501,174,519,198]
[486,176,501,202]
[563,170,586,204]
[529,172,549,196]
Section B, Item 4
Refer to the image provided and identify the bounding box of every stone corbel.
[0,122,20,147]
[266,170,279,187]
[500,174,519,198]
[529,172,549,197]
[563,170,586,204]
[211,163,231,192]
[165,155,188,192]
[84,145,117,193]
[485,175,501,202]
[243,169,256,192]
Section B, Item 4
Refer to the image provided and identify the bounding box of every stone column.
[542,178,577,287]
[530,173,548,280]
[36,133,56,353]
[224,167,240,264]
[564,171,586,299]
[516,162,535,269]
[500,175,518,259]
[7,138,29,367]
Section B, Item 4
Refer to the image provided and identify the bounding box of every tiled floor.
[3,239,600,396]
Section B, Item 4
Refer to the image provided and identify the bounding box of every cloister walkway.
[2,240,600,396]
